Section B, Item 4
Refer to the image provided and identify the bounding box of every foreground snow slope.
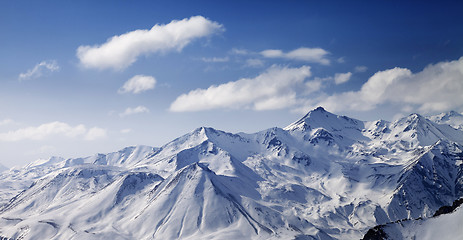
[1,107,462,240]
[364,199,463,240]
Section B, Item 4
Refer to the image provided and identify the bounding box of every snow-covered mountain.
[363,198,463,240]
[0,164,7,173]
[428,110,463,130]
[0,146,157,209]
[1,107,462,240]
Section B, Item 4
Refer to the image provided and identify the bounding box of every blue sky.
[1,0,462,167]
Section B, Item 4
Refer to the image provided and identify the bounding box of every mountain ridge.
[1,108,463,239]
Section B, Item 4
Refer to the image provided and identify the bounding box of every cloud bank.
[170,65,311,112]
[260,47,330,65]
[19,60,59,81]
[311,57,463,113]
[119,75,156,94]
[77,16,224,70]
[170,56,463,115]
[0,122,106,142]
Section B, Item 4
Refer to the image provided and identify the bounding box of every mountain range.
[1,107,463,240]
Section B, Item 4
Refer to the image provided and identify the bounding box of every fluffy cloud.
[169,56,463,116]
[260,49,284,58]
[312,57,463,113]
[305,79,324,94]
[260,47,330,65]
[18,60,59,81]
[170,65,311,112]
[77,16,224,70]
[334,72,352,84]
[120,106,150,117]
[84,127,108,141]
[119,75,156,94]
[0,122,106,142]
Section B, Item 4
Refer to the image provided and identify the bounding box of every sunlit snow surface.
[1,108,463,240]
[375,205,463,240]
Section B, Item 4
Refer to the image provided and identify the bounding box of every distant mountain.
[1,108,462,240]
[0,146,157,209]
[0,164,7,173]
[428,110,463,130]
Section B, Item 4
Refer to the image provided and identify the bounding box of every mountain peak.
[389,112,463,146]
[407,113,426,121]
[428,110,463,130]
[395,113,430,129]
[25,156,65,169]
[284,107,331,130]
[284,106,362,132]
[192,126,217,136]
[313,106,326,112]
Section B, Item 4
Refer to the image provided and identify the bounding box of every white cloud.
[245,58,264,68]
[0,122,106,142]
[253,93,297,111]
[120,106,150,117]
[119,75,156,94]
[305,79,324,94]
[77,16,224,70]
[171,54,463,116]
[334,72,352,84]
[0,119,14,126]
[201,57,229,63]
[355,65,368,72]
[84,127,108,141]
[260,49,283,58]
[18,60,59,81]
[310,57,463,113]
[337,57,345,63]
[260,47,330,65]
[170,65,311,112]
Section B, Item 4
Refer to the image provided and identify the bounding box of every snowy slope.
[1,108,463,240]
[0,146,156,208]
[428,110,463,130]
[402,206,463,240]
[364,199,463,240]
